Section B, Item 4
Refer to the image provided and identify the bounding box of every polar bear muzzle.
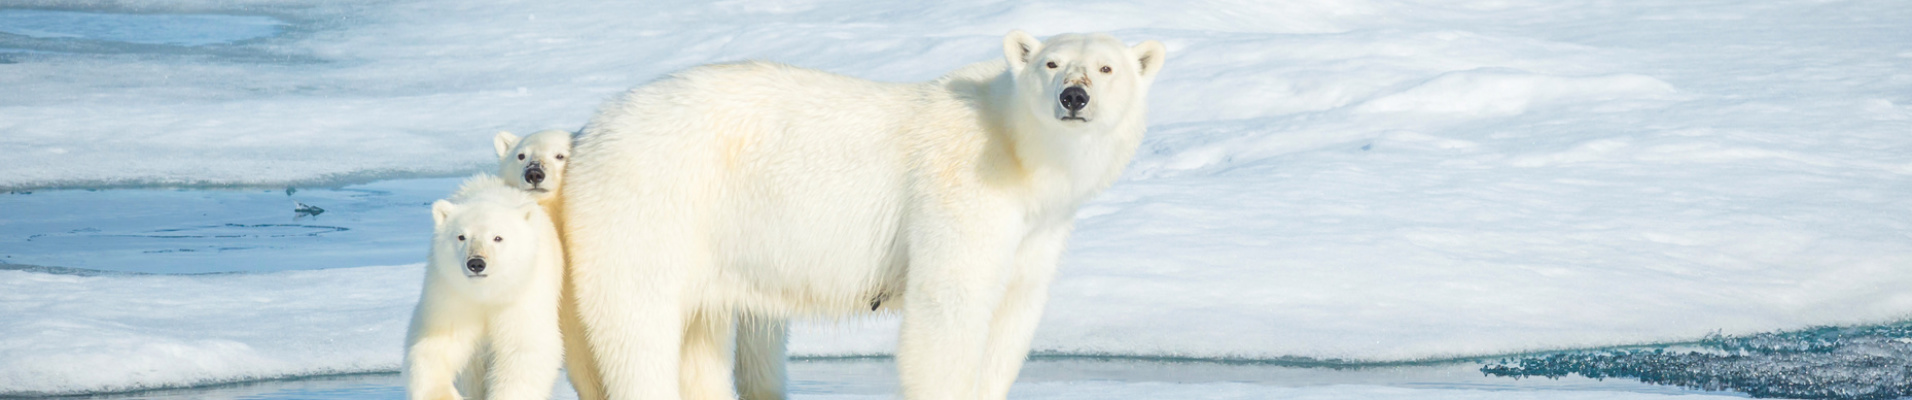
[1059,86,1089,120]
[465,256,487,276]
[523,163,547,188]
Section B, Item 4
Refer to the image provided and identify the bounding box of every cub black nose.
[524,166,545,185]
[1059,86,1089,112]
[466,258,486,274]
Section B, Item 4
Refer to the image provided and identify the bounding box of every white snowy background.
[2,0,1910,397]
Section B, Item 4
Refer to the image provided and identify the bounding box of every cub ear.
[493,131,521,159]
[1133,40,1167,80]
[1002,30,1043,72]
[431,200,457,227]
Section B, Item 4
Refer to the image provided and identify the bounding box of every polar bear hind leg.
[734,315,788,400]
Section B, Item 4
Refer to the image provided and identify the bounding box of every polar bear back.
[566,61,1010,315]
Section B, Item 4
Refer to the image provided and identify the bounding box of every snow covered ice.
[3,0,1911,398]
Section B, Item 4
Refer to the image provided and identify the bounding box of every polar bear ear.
[1133,40,1167,81]
[1003,30,1043,72]
[431,200,457,227]
[493,131,521,159]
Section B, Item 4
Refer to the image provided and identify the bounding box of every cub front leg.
[405,307,485,400]
[483,300,565,400]
[455,343,488,400]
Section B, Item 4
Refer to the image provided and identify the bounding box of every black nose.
[524,166,545,185]
[466,258,486,274]
[1060,86,1089,112]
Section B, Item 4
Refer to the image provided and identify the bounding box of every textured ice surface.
[0,10,282,46]
[38,358,1735,400]
[0,265,416,396]
[1484,322,1912,399]
[0,178,457,273]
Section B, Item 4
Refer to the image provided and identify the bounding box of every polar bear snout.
[1063,86,1093,111]
[1059,86,1089,113]
[522,163,547,187]
[1058,86,1092,122]
[465,256,487,276]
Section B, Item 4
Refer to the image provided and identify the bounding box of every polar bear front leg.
[484,300,564,400]
[678,309,738,400]
[978,226,1070,400]
[734,315,789,400]
[897,215,1018,400]
[406,312,485,400]
[455,343,488,400]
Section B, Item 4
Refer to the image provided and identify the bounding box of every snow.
[3,0,1911,396]
[0,265,417,396]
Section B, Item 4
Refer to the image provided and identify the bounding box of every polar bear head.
[1002,30,1166,130]
[429,175,550,301]
[493,129,574,200]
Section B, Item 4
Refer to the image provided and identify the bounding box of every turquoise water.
[0,9,282,47]
[0,178,459,274]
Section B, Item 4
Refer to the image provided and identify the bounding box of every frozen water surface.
[0,178,457,273]
[38,359,1739,400]
[0,10,282,47]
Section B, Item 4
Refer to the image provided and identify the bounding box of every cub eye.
[517,153,526,160]
[1045,61,1057,69]
[457,235,466,241]
[554,154,565,161]
[1100,66,1112,74]
[493,236,503,242]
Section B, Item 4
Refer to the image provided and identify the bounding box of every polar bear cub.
[405,175,564,400]
[492,129,611,400]
[494,130,572,209]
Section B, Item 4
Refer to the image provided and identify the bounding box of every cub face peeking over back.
[494,130,574,204]
[404,175,564,400]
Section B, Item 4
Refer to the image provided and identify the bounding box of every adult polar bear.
[562,31,1165,400]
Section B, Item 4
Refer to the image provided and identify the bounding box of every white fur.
[405,175,565,400]
[495,131,609,400]
[495,130,575,206]
[561,31,1164,400]
[495,129,784,400]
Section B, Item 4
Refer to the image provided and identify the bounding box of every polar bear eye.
[1100,66,1112,74]
[517,153,526,161]
[457,235,466,241]
[1045,61,1057,69]
[555,154,565,161]
[493,236,503,242]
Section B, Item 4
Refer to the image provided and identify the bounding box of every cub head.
[429,176,549,300]
[493,129,574,200]
[1002,30,1166,130]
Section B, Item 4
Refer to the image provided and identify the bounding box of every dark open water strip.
[1484,321,1912,400]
